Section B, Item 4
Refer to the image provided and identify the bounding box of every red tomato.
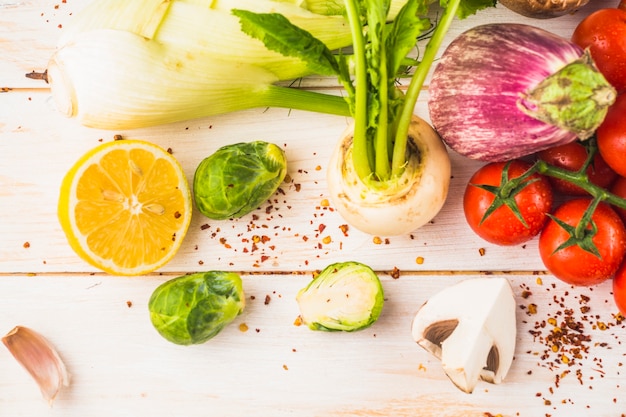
[536,141,617,195]
[571,7,626,94]
[464,160,553,246]
[539,199,626,286]
[613,260,626,315]
[610,175,626,224]
[597,94,626,177]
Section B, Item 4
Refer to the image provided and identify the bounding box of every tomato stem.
[531,137,626,210]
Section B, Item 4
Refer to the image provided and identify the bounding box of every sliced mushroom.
[411,277,517,393]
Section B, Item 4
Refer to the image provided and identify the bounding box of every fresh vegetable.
[428,23,617,162]
[538,199,626,286]
[326,116,451,236]
[571,4,626,94]
[57,139,192,276]
[610,176,626,224]
[536,141,617,195]
[463,160,553,246]
[2,326,69,405]
[296,262,384,332]
[597,93,626,178]
[612,260,626,315]
[235,0,494,235]
[148,271,245,345]
[498,0,589,18]
[44,0,379,129]
[411,277,516,394]
[193,141,287,220]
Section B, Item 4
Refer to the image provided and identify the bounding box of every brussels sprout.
[193,141,287,220]
[148,271,245,345]
[296,261,384,332]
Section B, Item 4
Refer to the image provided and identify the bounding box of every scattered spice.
[264,295,271,305]
[416,256,424,265]
[390,266,400,279]
[239,323,249,332]
[23,242,30,249]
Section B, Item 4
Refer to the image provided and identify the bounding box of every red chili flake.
[390,267,400,279]
[264,295,271,305]
[261,255,270,262]
[23,242,30,249]
[294,183,302,192]
[318,224,326,233]
[126,301,133,308]
[200,224,210,230]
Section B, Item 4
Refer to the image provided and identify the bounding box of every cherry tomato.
[610,175,626,224]
[536,141,617,195]
[464,160,553,246]
[597,94,626,177]
[539,199,626,286]
[571,7,626,94]
[613,260,626,315]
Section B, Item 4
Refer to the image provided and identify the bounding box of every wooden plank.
[0,0,612,88]
[0,88,549,273]
[0,273,622,416]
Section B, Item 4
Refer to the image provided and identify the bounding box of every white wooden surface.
[1,1,624,416]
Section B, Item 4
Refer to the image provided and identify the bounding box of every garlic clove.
[411,278,517,393]
[2,326,70,405]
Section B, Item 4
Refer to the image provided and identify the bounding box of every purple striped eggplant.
[428,23,616,162]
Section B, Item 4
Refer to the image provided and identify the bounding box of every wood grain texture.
[0,0,623,416]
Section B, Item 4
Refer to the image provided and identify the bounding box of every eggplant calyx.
[517,50,617,140]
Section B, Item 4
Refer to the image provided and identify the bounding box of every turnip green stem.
[391,0,461,176]
[345,0,372,181]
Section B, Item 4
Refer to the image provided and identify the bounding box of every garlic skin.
[3,326,70,405]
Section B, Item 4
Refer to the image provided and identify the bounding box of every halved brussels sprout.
[193,141,287,220]
[148,271,245,345]
[296,261,384,332]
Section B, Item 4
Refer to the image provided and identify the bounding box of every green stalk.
[391,0,461,176]
[375,30,391,181]
[344,0,372,181]
[534,160,626,210]
[261,84,351,116]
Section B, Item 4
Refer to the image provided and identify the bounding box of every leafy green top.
[234,0,494,183]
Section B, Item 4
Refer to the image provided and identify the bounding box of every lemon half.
[58,140,192,276]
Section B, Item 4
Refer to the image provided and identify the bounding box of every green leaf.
[232,9,341,77]
[386,0,430,78]
[441,0,496,19]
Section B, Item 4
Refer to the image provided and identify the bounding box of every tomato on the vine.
[613,259,626,315]
[536,141,617,195]
[571,6,626,93]
[463,160,553,246]
[539,199,626,286]
[597,94,626,178]
[610,175,626,224]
